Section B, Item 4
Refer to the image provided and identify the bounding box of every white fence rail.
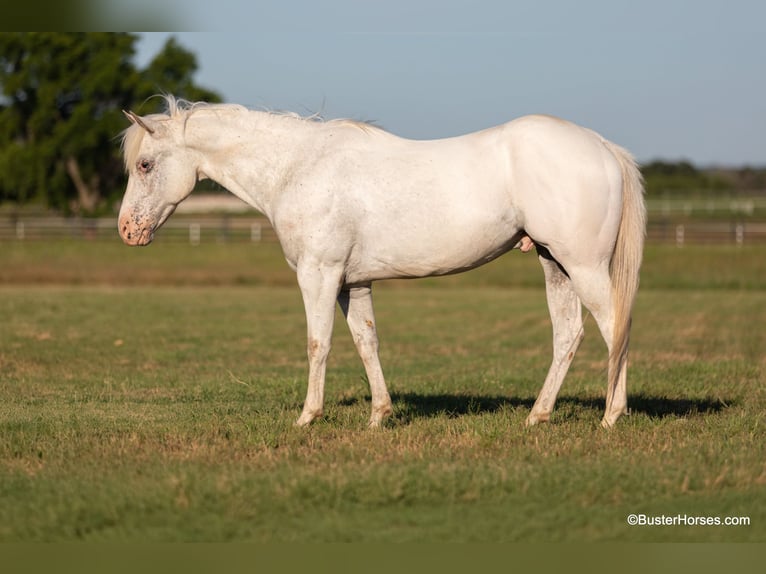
[2,216,766,246]
[0,216,278,244]
[646,197,766,218]
[649,221,766,246]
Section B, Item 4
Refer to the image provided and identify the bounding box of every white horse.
[119,96,645,429]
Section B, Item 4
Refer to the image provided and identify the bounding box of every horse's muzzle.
[118,215,154,246]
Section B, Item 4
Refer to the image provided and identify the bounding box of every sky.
[128,0,766,166]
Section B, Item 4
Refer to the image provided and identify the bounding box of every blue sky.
[130,0,765,166]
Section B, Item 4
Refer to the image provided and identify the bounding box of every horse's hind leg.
[526,249,584,426]
[338,285,393,428]
[564,262,628,428]
[603,348,628,428]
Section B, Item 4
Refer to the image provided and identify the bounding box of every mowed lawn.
[0,240,764,541]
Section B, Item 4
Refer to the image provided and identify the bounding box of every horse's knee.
[307,337,331,361]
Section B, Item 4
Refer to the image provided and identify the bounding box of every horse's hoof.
[525,411,550,427]
[295,410,322,427]
[368,404,393,429]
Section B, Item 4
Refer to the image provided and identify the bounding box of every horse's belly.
[346,214,520,283]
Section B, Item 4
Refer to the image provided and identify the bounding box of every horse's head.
[118,110,200,246]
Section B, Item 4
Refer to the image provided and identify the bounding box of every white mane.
[120,95,380,171]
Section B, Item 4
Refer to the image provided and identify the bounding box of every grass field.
[0,240,764,541]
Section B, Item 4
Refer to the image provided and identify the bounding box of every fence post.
[735,223,744,246]
[16,220,25,240]
[251,222,262,243]
[189,223,201,245]
[675,224,685,248]
[219,215,230,243]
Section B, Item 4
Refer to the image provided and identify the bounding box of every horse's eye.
[137,159,154,174]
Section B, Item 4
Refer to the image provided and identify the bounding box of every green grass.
[0,241,764,541]
[3,239,766,290]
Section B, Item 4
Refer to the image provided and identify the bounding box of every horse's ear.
[122,110,156,135]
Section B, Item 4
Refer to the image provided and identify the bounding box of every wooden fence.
[2,215,766,246]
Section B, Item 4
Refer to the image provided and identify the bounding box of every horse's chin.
[156,204,177,229]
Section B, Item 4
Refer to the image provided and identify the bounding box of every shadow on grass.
[387,391,732,422]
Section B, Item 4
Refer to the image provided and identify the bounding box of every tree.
[138,37,221,109]
[0,33,220,213]
[640,160,730,196]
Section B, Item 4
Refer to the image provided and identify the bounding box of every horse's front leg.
[338,285,393,428]
[295,261,344,427]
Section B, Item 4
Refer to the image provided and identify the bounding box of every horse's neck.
[192,111,320,218]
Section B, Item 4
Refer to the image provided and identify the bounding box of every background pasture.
[0,239,764,541]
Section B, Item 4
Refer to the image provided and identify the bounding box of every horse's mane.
[120,95,245,171]
[120,121,150,172]
[121,95,381,171]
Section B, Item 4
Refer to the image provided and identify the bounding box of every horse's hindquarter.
[341,130,523,282]
[504,116,625,262]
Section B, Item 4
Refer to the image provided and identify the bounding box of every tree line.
[641,161,766,196]
[1,33,763,215]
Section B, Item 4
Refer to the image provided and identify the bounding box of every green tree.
[138,37,221,110]
[0,33,220,213]
[640,160,731,196]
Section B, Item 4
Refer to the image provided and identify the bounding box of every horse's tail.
[604,140,646,403]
